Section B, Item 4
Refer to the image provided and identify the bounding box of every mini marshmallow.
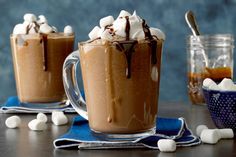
[13,24,27,35]
[28,119,47,131]
[203,78,216,88]
[150,27,166,41]
[196,125,208,137]
[151,66,158,82]
[5,116,21,129]
[52,111,68,126]
[64,25,74,35]
[23,13,37,22]
[38,15,47,24]
[118,10,131,18]
[216,128,234,139]
[218,78,235,91]
[200,129,220,144]
[39,23,53,34]
[112,18,126,37]
[99,16,114,28]
[37,112,47,123]
[52,111,64,117]
[157,139,176,152]
[208,83,220,90]
[88,26,101,40]
[100,29,113,41]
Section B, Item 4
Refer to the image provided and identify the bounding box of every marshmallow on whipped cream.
[13,13,74,35]
[88,10,165,41]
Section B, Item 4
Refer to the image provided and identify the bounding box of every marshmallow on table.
[5,116,21,129]
[99,16,114,28]
[64,25,73,35]
[52,111,68,126]
[196,125,208,137]
[88,26,101,40]
[200,129,220,144]
[216,129,234,139]
[28,119,47,131]
[37,112,48,123]
[197,124,234,142]
[157,139,176,152]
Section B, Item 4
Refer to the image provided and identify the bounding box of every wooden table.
[0,102,235,157]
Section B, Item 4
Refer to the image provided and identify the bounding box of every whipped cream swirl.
[88,10,165,41]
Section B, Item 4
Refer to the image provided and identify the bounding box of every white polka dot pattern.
[203,89,236,131]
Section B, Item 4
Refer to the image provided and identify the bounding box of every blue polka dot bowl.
[202,87,236,131]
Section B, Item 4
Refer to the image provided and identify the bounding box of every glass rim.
[187,34,234,40]
[78,38,164,46]
[10,33,75,39]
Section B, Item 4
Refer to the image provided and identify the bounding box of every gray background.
[0,0,236,103]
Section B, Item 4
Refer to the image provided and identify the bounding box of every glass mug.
[63,40,163,139]
[187,34,234,105]
[10,33,74,103]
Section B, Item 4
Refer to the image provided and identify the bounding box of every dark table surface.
[0,102,235,157]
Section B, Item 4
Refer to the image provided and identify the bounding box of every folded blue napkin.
[54,116,201,149]
[0,96,75,113]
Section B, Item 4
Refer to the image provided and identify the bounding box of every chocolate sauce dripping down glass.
[142,19,157,65]
[114,40,137,78]
[125,16,130,40]
[113,16,137,79]
[42,35,48,71]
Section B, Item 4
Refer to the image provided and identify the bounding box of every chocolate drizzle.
[42,35,48,71]
[26,22,40,34]
[87,17,159,78]
[142,19,157,64]
[114,40,137,78]
[125,16,130,40]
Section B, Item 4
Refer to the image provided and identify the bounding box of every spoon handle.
[185,10,200,36]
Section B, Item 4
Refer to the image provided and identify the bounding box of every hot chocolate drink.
[10,14,74,103]
[77,10,165,134]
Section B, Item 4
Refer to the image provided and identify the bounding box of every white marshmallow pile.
[13,13,73,35]
[5,111,69,131]
[28,112,48,131]
[157,139,176,152]
[5,116,21,129]
[203,78,236,91]
[196,125,234,144]
[52,111,68,126]
[88,10,165,41]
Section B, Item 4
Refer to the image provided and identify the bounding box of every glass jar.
[186,34,234,105]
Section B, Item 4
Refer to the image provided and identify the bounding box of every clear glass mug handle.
[63,50,88,120]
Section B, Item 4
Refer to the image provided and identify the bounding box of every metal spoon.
[185,11,201,36]
[185,10,209,67]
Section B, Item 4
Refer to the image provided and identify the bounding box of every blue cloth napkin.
[54,116,201,149]
[0,96,75,113]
